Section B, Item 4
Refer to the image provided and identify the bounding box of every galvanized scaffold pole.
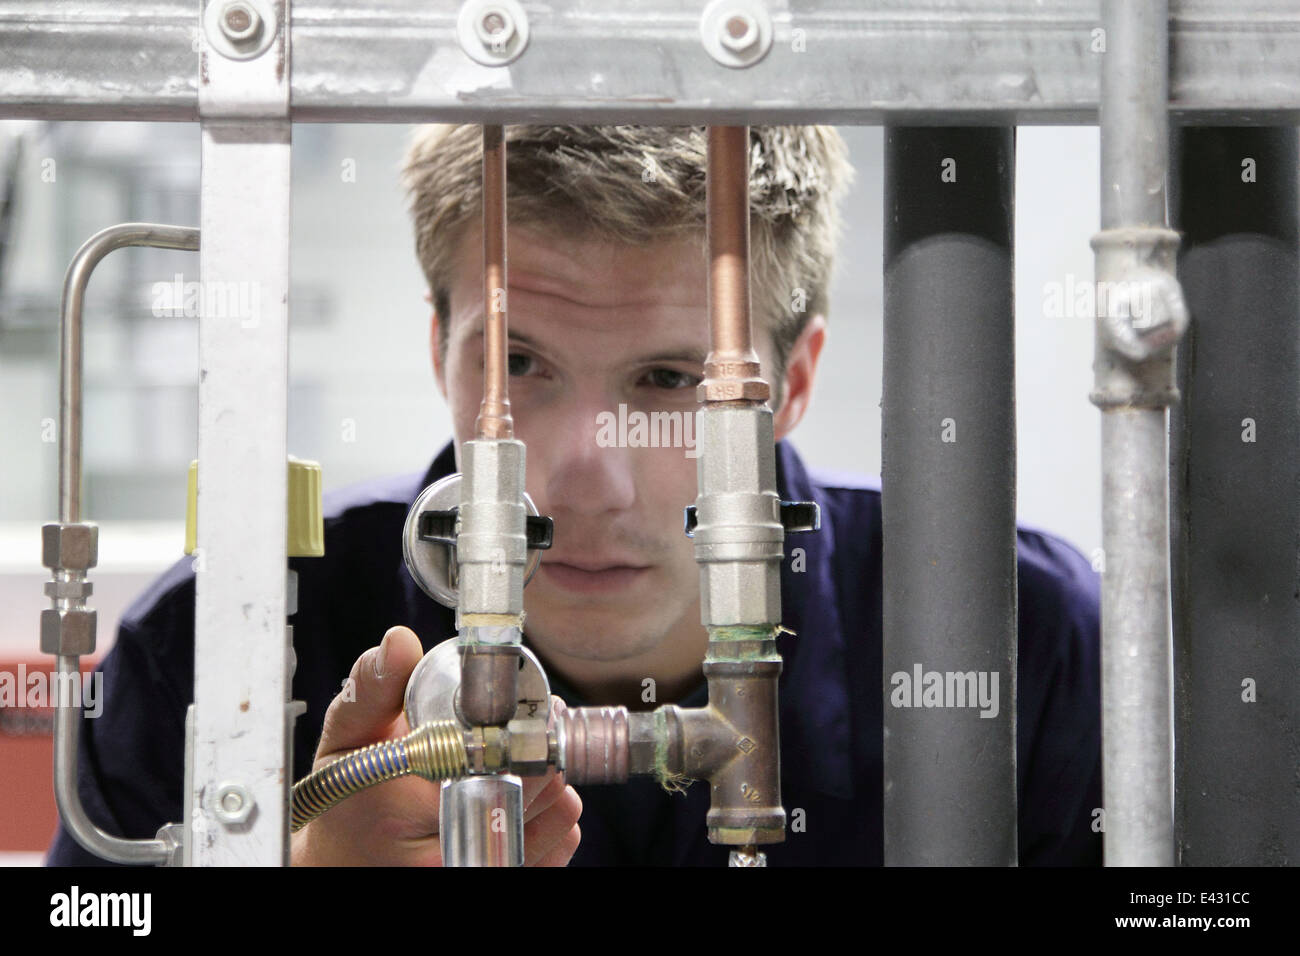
[1091,0,1187,867]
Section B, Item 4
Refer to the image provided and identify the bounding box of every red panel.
[0,658,99,853]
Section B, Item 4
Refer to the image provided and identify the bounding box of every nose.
[538,390,638,517]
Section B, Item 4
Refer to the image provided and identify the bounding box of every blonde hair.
[401,125,853,398]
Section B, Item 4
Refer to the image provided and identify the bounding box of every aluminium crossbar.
[2,1,1300,124]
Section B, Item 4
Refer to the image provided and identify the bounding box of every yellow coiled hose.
[291,720,470,831]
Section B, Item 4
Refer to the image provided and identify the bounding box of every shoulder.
[803,459,1099,632]
[312,469,427,569]
[803,465,882,558]
[319,469,428,525]
[118,468,428,643]
[1013,522,1101,641]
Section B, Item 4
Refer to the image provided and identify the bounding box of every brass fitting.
[649,628,784,844]
[503,718,552,777]
[463,719,551,777]
[555,627,786,846]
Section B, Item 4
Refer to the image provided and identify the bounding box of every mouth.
[540,561,651,595]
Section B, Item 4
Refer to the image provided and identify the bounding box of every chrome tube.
[439,775,524,867]
[60,223,200,524]
[50,223,199,867]
[53,657,172,865]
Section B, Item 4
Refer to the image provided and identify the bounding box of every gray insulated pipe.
[1170,126,1300,865]
[882,127,1018,866]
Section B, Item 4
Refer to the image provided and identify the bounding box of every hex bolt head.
[475,7,516,50]
[213,782,255,825]
[457,0,529,66]
[721,13,758,52]
[220,1,263,45]
[700,0,772,68]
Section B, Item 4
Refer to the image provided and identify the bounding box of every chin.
[525,602,671,663]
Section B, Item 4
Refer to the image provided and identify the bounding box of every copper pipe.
[477,125,513,439]
[558,705,630,785]
[702,126,769,405]
[458,644,520,727]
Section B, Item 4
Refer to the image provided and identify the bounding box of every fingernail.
[374,631,391,677]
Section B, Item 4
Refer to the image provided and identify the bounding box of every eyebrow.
[470,329,707,366]
[633,346,709,365]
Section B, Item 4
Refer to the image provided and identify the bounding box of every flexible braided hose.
[291,720,470,831]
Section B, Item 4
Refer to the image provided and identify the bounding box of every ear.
[772,313,827,443]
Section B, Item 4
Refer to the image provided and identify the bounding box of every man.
[47,124,1102,867]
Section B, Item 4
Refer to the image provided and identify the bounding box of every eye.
[507,352,537,377]
[644,368,701,390]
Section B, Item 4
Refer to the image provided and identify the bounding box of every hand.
[290,625,582,866]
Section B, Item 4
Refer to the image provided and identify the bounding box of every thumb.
[316,625,425,758]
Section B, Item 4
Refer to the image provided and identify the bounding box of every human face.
[434,224,781,669]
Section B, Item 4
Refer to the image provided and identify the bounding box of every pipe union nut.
[40,607,97,656]
[42,523,99,571]
[697,379,771,403]
[505,718,551,776]
[44,579,94,601]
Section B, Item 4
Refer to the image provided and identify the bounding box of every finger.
[523,785,583,866]
[545,694,564,730]
[532,823,582,868]
[522,771,565,823]
[316,625,425,758]
[521,764,559,810]
[292,773,444,864]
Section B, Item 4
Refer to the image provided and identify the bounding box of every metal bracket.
[777,501,821,534]
[684,500,821,539]
[199,0,290,119]
[419,510,553,551]
[154,823,186,868]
